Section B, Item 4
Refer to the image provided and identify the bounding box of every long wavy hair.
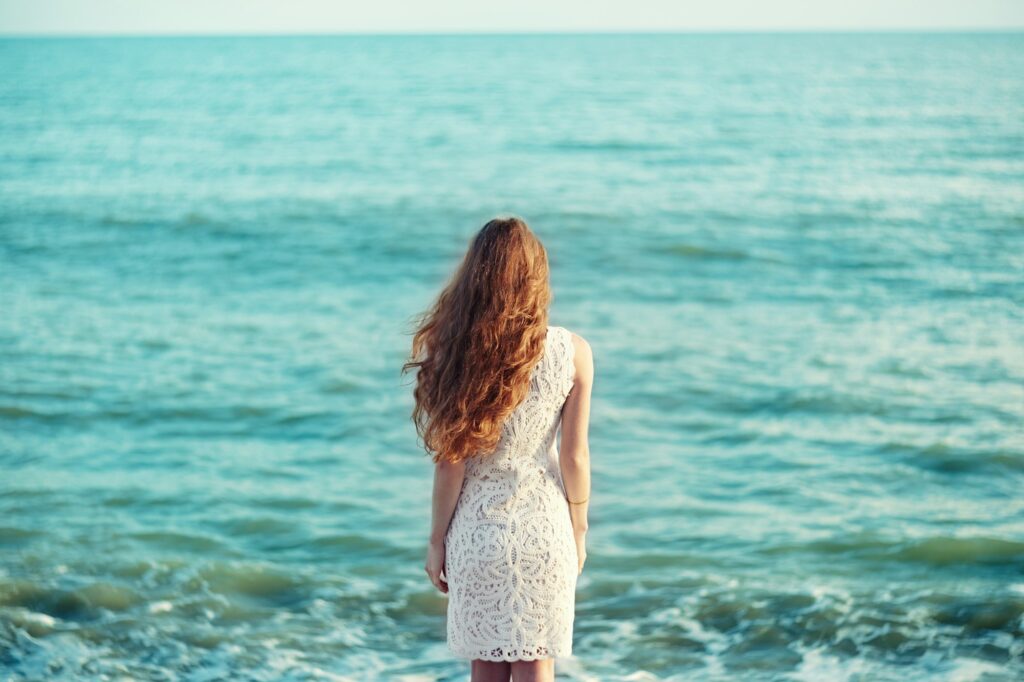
[402,216,552,464]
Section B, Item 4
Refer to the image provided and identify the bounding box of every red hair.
[402,216,552,464]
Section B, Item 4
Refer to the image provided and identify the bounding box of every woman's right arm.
[559,332,594,575]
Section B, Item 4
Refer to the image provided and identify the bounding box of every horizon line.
[1,26,1023,39]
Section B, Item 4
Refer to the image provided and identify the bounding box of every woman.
[402,216,594,682]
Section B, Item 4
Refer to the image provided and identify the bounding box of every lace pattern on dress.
[444,325,579,662]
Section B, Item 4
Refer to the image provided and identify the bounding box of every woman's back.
[463,325,576,494]
[444,324,579,662]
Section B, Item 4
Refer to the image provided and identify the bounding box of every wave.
[548,139,667,153]
[882,440,1024,474]
[658,242,753,262]
[761,532,1024,568]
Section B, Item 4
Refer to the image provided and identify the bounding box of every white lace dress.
[444,324,579,661]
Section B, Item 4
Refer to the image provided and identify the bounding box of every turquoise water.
[1,33,1023,681]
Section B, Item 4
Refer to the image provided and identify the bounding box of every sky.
[1,0,1023,35]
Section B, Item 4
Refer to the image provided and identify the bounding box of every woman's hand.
[425,538,448,594]
[574,529,587,575]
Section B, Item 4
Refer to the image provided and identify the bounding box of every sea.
[1,33,1022,681]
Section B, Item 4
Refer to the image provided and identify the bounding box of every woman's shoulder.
[550,325,592,361]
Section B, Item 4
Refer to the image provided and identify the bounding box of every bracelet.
[567,496,589,505]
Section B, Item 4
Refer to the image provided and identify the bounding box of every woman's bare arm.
[425,457,466,593]
[560,332,593,568]
[429,458,466,543]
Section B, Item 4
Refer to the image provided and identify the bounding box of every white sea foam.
[7,607,58,630]
[148,600,173,614]
[945,657,1011,682]
[789,646,876,681]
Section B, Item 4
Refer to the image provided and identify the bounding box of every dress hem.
[447,646,572,662]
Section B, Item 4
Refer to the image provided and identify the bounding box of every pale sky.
[1,0,1022,35]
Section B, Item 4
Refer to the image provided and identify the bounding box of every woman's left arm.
[425,457,466,593]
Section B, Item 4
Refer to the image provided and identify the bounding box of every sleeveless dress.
[444,324,579,661]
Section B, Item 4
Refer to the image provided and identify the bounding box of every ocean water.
[1,32,1023,681]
